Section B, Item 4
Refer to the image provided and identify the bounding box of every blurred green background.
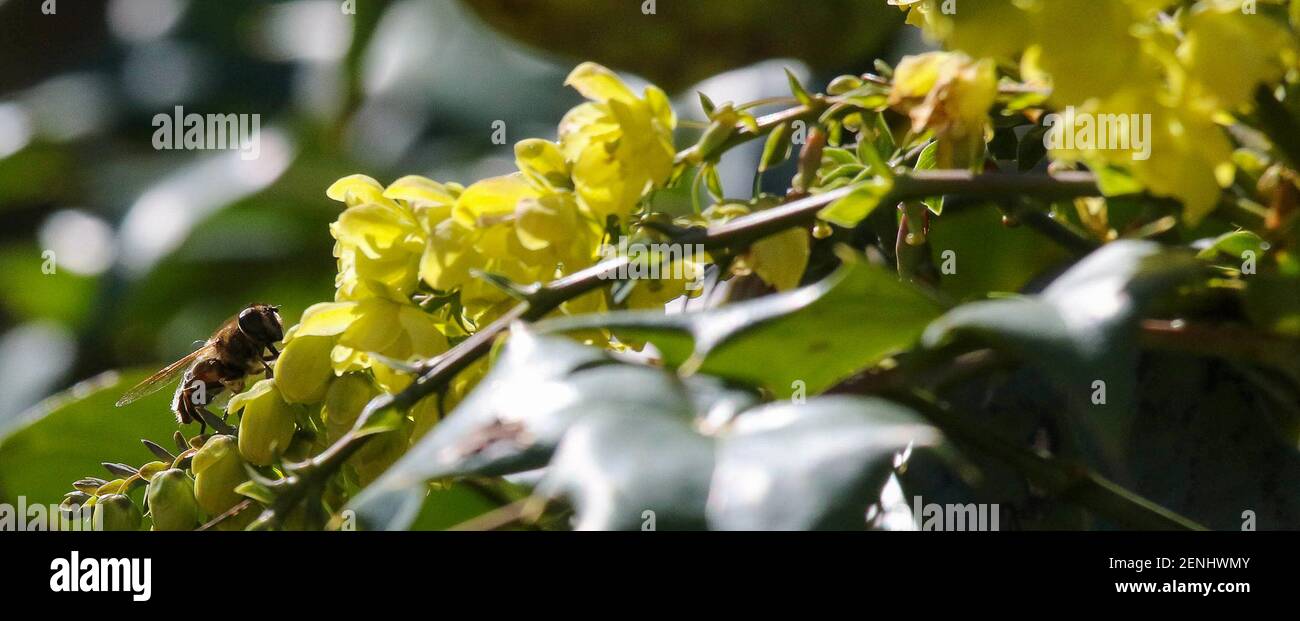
[0,0,909,504]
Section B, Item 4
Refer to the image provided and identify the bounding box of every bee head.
[238,304,283,346]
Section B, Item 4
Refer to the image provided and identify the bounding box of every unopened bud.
[147,469,200,531]
[94,494,143,531]
[236,380,299,466]
[193,435,249,517]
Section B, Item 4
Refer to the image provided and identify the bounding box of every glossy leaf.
[923,241,1202,480]
[539,411,714,530]
[539,250,946,397]
[347,328,694,530]
[708,396,943,530]
[0,370,182,507]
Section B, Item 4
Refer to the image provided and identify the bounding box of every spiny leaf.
[922,241,1202,481]
[540,247,946,397]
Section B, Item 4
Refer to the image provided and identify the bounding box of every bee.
[115,304,284,433]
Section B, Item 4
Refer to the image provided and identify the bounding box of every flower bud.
[232,379,299,466]
[352,425,411,487]
[137,460,170,481]
[93,494,142,531]
[274,335,336,404]
[94,478,126,496]
[694,106,740,163]
[192,435,248,517]
[147,469,199,531]
[827,74,864,95]
[323,373,375,443]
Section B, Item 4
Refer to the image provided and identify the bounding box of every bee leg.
[192,404,207,435]
[195,406,236,436]
[182,397,208,436]
[175,386,204,434]
[261,347,279,378]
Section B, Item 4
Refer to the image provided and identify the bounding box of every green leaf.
[922,241,1202,480]
[703,164,724,202]
[1194,230,1267,262]
[354,331,949,531]
[912,141,944,214]
[759,122,794,173]
[927,204,1074,300]
[234,480,277,506]
[538,392,946,531]
[644,176,698,218]
[872,112,897,160]
[539,411,715,530]
[818,177,894,227]
[347,328,694,530]
[0,370,183,507]
[407,481,512,531]
[696,91,716,117]
[785,68,813,106]
[1093,165,1145,196]
[709,396,944,530]
[539,249,946,397]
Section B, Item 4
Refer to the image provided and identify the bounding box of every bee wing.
[114,347,209,407]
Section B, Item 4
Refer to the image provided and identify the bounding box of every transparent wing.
[114,348,208,407]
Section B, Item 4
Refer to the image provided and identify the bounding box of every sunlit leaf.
[540,249,946,397]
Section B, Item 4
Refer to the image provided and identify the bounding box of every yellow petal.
[750,227,811,291]
[326,174,398,209]
[452,173,538,228]
[383,175,458,210]
[565,62,638,104]
[294,301,361,338]
[273,335,336,404]
[339,297,404,354]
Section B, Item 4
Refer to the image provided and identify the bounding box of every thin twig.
[448,497,544,532]
[197,499,253,531]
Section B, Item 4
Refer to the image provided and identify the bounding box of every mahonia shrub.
[57,0,1300,530]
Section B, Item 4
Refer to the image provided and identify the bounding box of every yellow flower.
[897,1,1294,226]
[559,62,676,223]
[1178,4,1295,112]
[889,52,997,170]
[327,175,461,301]
[445,172,602,316]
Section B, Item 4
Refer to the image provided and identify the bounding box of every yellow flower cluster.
[225,63,679,476]
[893,0,1298,224]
